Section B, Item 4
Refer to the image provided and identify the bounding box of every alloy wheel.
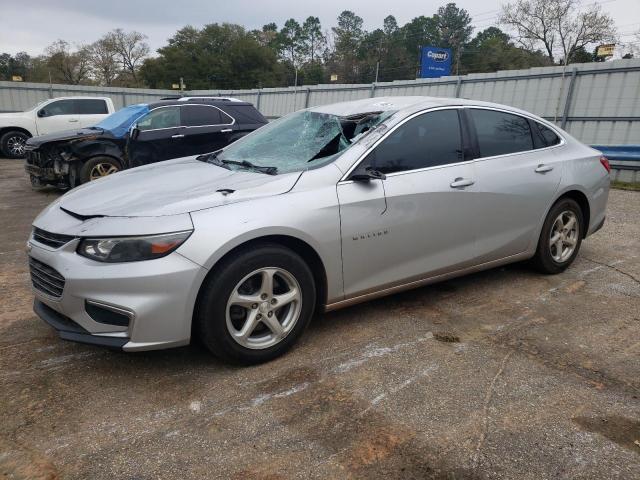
[549,210,579,263]
[226,267,302,349]
[6,135,26,156]
[89,162,119,180]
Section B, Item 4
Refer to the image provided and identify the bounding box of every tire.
[195,244,316,364]
[79,156,122,184]
[531,198,584,274]
[0,130,30,159]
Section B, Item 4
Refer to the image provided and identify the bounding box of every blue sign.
[420,46,452,78]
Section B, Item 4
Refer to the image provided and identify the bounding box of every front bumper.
[24,149,70,186]
[29,238,207,351]
[34,300,128,349]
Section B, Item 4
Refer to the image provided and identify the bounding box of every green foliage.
[140,23,286,89]
[460,27,551,74]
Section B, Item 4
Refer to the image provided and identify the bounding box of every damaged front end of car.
[25,142,81,188]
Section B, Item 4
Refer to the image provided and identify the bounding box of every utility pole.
[375,61,380,83]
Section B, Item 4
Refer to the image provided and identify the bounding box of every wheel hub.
[549,210,578,263]
[225,267,302,350]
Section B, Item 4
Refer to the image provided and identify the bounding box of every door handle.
[171,134,185,139]
[220,128,233,133]
[68,119,79,123]
[450,177,475,189]
[535,164,554,173]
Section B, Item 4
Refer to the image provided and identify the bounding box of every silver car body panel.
[29,96,609,350]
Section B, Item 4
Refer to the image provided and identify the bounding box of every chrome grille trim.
[32,228,76,249]
[29,257,65,299]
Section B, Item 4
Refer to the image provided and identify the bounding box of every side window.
[75,99,108,115]
[469,109,533,157]
[136,107,180,131]
[182,105,223,126]
[361,109,463,174]
[537,122,561,147]
[41,100,75,117]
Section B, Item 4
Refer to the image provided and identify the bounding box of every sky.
[1,0,639,56]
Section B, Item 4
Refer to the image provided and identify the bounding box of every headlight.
[77,231,192,263]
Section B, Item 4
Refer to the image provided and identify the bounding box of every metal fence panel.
[1,58,639,144]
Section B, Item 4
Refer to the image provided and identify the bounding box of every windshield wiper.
[196,152,277,175]
[220,159,278,175]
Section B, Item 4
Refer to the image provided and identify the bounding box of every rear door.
[180,104,234,156]
[126,106,183,168]
[466,108,563,262]
[338,108,478,298]
[74,99,110,128]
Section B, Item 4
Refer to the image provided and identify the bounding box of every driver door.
[337,108,478,299]
[35,99,79,135]
[126,106,183,168]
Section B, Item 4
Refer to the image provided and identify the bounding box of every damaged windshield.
[207,109,394,174]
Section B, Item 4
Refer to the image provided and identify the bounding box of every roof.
[147,98,253,109]
[309,95,537,119]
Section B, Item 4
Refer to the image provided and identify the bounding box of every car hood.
[26,128,106,147]
[56,156,303,217]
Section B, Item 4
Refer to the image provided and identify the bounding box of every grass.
[611,180,640,191]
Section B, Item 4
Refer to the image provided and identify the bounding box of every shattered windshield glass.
[212,109,395,174]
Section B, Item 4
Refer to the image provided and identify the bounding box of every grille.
[32,228,76,249]
[29,257,66,299]
[25,150,40,165]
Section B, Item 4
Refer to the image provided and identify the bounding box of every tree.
[331,10,364,83]
[401,15,441,59]
[301,16,326,63]
[460,27,551,74]
[45,40,92,84]
[88,36,119,86]
[104,29,149,85]
[279,19,305,69]
[500,0,616,64]
[435,3,473,74]
[140,23,285,90]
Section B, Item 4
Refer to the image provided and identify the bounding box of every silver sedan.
[28,96,610,363]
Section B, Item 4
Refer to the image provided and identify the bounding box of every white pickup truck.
[0,96,115,158]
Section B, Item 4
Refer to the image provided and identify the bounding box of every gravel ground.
[0,158,639,479]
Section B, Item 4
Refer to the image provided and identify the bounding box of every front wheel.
[79,156,121,184]
[195,244,316,364]
[0,130,30,159]
[531,198,584,274]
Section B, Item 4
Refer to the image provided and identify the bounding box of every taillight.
[600,156,611,173]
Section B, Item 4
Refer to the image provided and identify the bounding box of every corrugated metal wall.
[2,59,639,144]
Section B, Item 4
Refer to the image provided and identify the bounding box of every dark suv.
[24,97,267,188]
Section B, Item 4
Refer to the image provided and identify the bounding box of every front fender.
[182,185,344,303]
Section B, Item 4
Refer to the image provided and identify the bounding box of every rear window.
[537,122,561,147]
[182,105,225,126]
[470,109,534,157]
[224,105,266,124]
[75,99,108,115]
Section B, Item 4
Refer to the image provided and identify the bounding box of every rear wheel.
[531,198,583,274]
[195,244,316,364]
[0,130,30,159]
[79,156,121,184]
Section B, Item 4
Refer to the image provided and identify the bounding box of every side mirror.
[37,109,47,118]
[350,167,386,182]
[130,124,140,140]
